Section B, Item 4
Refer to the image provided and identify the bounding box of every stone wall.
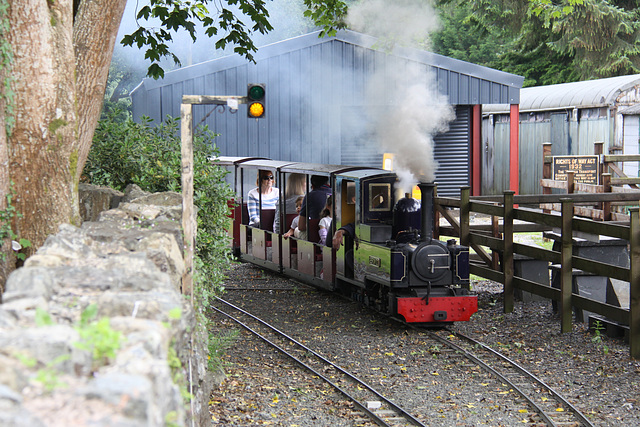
[0,184,214,426]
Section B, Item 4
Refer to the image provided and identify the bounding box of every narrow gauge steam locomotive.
[217,157,477,324]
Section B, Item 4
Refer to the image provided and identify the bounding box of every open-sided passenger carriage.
[277,163,367,290]
[213,156,268,258]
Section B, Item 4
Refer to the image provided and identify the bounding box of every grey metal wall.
[482,109,610,195]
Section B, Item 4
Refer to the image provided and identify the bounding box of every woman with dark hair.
[247,169,279,228]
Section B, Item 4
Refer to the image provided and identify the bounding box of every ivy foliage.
[84,106,234,291]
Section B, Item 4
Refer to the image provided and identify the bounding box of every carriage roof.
[237,159,296,170]
[279,163,368,176]
[335,168,397,181]
[212,156,269,167]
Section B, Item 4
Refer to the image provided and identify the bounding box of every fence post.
[491,214,500,270]
[543,143,552,213]
[629,208,640,359]
[567,170,575,194]
[460,187,470,248]
[180,102,194,302]
[543,142,552,180]
[594,141,604,180]
[560,198,573,333]
[602,173,612,221]
[503,191,515,313]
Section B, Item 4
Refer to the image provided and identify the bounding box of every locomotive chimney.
[418,182,434,241]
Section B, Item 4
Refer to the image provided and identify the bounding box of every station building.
[131,30,523,196]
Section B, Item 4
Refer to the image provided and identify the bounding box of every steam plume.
[347,0,454,189]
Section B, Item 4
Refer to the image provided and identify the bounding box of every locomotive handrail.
[439,186,640,359]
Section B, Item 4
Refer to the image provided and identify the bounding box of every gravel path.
[208,262,640,426]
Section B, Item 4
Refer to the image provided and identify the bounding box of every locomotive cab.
[334,170,477,324]
[334,170,397,282]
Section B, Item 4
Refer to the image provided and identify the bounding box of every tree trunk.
[3,0,126,281]
[0,45,9,290]
[7,0,76,256]
[74,0,127,176]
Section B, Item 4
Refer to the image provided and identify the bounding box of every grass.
[516,232,554,250]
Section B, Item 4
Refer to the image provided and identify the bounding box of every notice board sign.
[552,155,599,184]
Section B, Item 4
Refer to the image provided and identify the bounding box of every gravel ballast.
[209,262,640,426]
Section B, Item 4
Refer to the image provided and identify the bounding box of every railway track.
[431,328,596,427]
[211,296,427,427]
[214,274,599,426]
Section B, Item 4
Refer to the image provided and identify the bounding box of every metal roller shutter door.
[434,105,470,197]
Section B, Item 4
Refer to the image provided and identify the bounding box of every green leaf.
[80,304,98,327]
[35,307,54,326]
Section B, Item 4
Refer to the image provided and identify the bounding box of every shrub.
[84,106,234,295]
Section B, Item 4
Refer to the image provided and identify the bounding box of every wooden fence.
[434,188,640,360]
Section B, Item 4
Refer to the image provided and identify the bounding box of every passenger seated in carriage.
[297,175,331,240]
[247,169,279,228]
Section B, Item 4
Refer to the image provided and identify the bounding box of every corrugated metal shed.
[484,74,640,113]
[131,30,523,196]
[482,74,640,195]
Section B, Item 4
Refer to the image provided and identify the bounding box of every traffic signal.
[247,83,265,118]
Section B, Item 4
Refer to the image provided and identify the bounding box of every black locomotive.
[218,157,477,324]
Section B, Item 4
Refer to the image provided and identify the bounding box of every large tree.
[435,0,640,85]
[0,0,347,286]
[432,0,579,86]
[3,0,126,287]
[536,0,640,79]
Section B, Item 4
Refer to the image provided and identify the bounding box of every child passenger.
[318,195,333,246]
[283,196,304,239]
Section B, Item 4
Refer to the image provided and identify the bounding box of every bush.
[84,106,234,295]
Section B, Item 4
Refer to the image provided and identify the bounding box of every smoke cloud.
[347,0,454,189]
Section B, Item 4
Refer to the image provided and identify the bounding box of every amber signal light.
[247,83,265,118]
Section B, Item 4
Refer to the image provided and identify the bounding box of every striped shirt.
[247,187,279,227]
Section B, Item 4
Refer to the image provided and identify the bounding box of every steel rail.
[327,289,592,426]
[415,328,554,425]
[438,328,596,427]
[212,297,427,427]
[447,329,596,427]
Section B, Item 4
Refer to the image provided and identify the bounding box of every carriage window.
[369,183,391,211]
[346,181,356,204]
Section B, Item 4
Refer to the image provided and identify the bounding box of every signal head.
[247,83,265,118]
